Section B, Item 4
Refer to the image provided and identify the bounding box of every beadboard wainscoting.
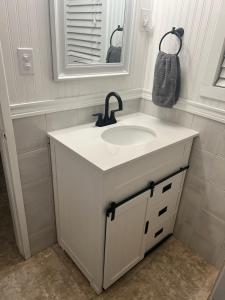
[144,0,223,102]
[143,0,225,125]
[13,99,140,254]
[141,99,225,268]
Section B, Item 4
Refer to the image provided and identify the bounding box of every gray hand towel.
[152,51,181,108]
[106,46,122,63]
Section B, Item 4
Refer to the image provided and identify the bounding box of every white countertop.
[48,113,198,172]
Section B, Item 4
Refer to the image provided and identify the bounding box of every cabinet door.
[103,191,148,289]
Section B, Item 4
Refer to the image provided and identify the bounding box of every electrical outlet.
[17,48,34,75]
[140,8,152,32]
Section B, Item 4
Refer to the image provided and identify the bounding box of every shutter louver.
[65,0,104,64]
[216,56,225,88]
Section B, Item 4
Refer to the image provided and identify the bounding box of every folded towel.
[152,51,181,108]
[106,46,122,63]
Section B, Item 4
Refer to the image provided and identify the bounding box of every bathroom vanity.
[48,113,198,293]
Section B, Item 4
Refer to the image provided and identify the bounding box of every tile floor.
[0,235,218,300]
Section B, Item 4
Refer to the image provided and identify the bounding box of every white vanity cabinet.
[48,113,198,294]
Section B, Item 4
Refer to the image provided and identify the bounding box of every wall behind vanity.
[144,0,223,103]
[142,0,225,268]
[141,100,225,269]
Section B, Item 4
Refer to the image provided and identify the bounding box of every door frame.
[0,42,31,259]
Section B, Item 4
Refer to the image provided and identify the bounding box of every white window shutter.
[216,56,225,88]
[65,0,105,65]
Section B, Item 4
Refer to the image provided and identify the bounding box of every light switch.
[140,8,152,32]
[17,48,34,75]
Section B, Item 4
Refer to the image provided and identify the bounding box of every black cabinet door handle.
[144,221,149,234]
[158,206,168,216]
[162,183,172,193]
[154,228,163,238]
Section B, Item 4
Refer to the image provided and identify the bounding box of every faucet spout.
[104,92,123,125]
[92,92,123,127]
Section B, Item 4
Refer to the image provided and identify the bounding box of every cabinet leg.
[90,281,103,295]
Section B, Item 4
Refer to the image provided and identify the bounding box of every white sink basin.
[101,125,156,146]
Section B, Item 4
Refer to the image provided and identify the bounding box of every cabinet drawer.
[148,193,179,227]
[150,172,183,205]
[145,215,176,252]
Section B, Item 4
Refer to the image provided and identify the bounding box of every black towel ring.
[110,25,123,47]
[159,27,184,55]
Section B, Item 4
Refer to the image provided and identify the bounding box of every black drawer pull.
[158,206,168,216]
[162,183,172,193]
[144,221,149,234]
[154,228,163,238]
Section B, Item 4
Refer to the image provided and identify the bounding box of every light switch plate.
[17,48,34,75]
[140,8,152,32]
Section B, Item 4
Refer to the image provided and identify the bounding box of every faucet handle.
[93,113,103,118]
[92,113,104,127]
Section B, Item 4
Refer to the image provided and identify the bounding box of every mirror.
[50,0,136,80]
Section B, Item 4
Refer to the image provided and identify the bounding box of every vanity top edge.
[50,136,197,174]
[48,113,198,172]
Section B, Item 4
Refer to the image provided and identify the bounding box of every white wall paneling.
[144,0,224,108]
[3,0,224,119]
[0,0,224,116]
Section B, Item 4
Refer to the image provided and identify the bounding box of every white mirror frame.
[49,0,136,81]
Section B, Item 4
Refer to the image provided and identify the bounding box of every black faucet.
[93,92,123,127]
